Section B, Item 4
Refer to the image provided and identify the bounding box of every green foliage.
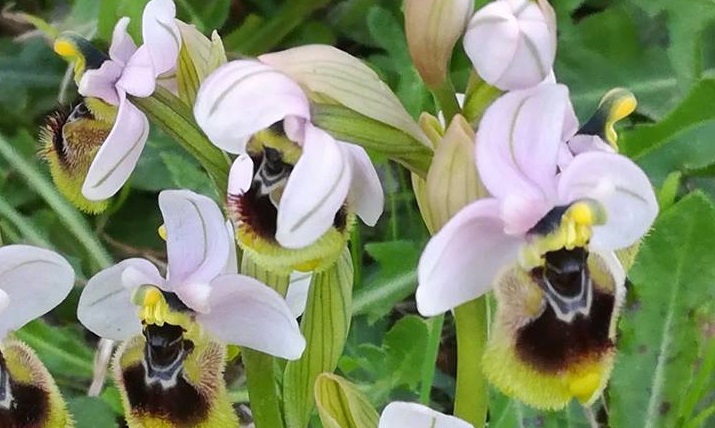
[315,373,380,428]
[610,192,715,427]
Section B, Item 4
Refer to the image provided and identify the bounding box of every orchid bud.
[463,0,557,90]
[426,115,487,231]
[404,0,473,88]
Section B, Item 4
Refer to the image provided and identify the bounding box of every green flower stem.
[130,87,230,195]
[462,77,501,127]
[240,255,290,428]
[0,133,112,270]
[453,297,488,427]
[312,104,433,178]
[242,348,286,428]
[228,0,330,55]
[0,197,52,248]
[431,78,461,125]
[420,314,445,404]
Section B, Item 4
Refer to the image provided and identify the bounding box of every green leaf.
[14,320,94,390]
[284,249,354,428]
[67,396,119,428]
[315,373,380,428]
[555,5,684,121]
[609,192,715,427]
[160,152,216,198]
[175,0,231,33]
[98,0,150,42]
[622,79,715,159]
[488,389,592,428]
[656,171,682,211]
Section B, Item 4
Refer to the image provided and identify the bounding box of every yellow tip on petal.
[568,370,601,403]
[568,201,594,226]
[53,39,78,59]
[143,287,163,307]
[158,224,167,241]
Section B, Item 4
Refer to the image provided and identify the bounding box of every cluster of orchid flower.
[0,0,660,426]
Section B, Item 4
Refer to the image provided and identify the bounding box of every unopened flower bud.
[404,0,473,88]
[464,0,556,90]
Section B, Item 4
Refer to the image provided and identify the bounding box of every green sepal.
[314,373,379,428]
[283,249,353,428]
[130,87,230,195]
[312,104,433,178]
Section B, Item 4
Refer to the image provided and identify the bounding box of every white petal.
[142,0,181,76]
[109,17,137,65]
[476,84,570,201]
[194,60,311,154]
[342,142,384,226]
[416,199,522,316]
[227,154,254,195]
[557,152,658,250]
[380,402,473,428]
[222,220,239,275]
[276,125,352,249]
[78,258,163,341]
[116,45,156,98]
[0,246,74,339]
[286,271,312,317]
[198,274,306,360]
[78,61,123,105]
[159,190,229,310]
[82,96,149,200]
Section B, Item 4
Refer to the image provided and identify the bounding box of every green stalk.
[431,78,461,125]
[229,0,330,55]
[130,87,230,195]
[240,255,290,428]
[420,314,444,404]
[242,348,286,428]
[453,297,489,427]
[0,134,112,270]
[462,77,501,127]
[0,197,52,248]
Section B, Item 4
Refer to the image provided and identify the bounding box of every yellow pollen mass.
[53,39,78,58]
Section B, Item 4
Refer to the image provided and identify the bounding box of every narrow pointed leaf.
[284,249,353,428]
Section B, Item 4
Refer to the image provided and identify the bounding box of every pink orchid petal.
[276,125,352,249]
[476,84,570,201]
[142,0,181,76]
[78,258,162,341]
[78,60,123,105]
[159,190,230,311]
[379,402,473,428]
[464,1,517,85]
[117,45,156,97]
[227,154,255,195]
[194,60,311,154]
[416,199,522,316]
[198,274,306,360]
[109,17,137,65]
[557,152,658,250]
[82,95,149,200]
[0,246,74,340]
[341,142,384,226]
[567,134,615,156]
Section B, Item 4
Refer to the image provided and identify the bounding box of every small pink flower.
[78,0,181,200]
[77,189,305,360]
[194,59,384,249]
[416,84,658,316]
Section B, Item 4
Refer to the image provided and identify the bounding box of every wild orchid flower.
[416,83,656,409]
[379,402,472,428]
[417,83,657,317]
[194,59,384,272]
[54,0,181,201]
[0,245,75,427]
[77,189,305,360]
[464,0,556,90]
